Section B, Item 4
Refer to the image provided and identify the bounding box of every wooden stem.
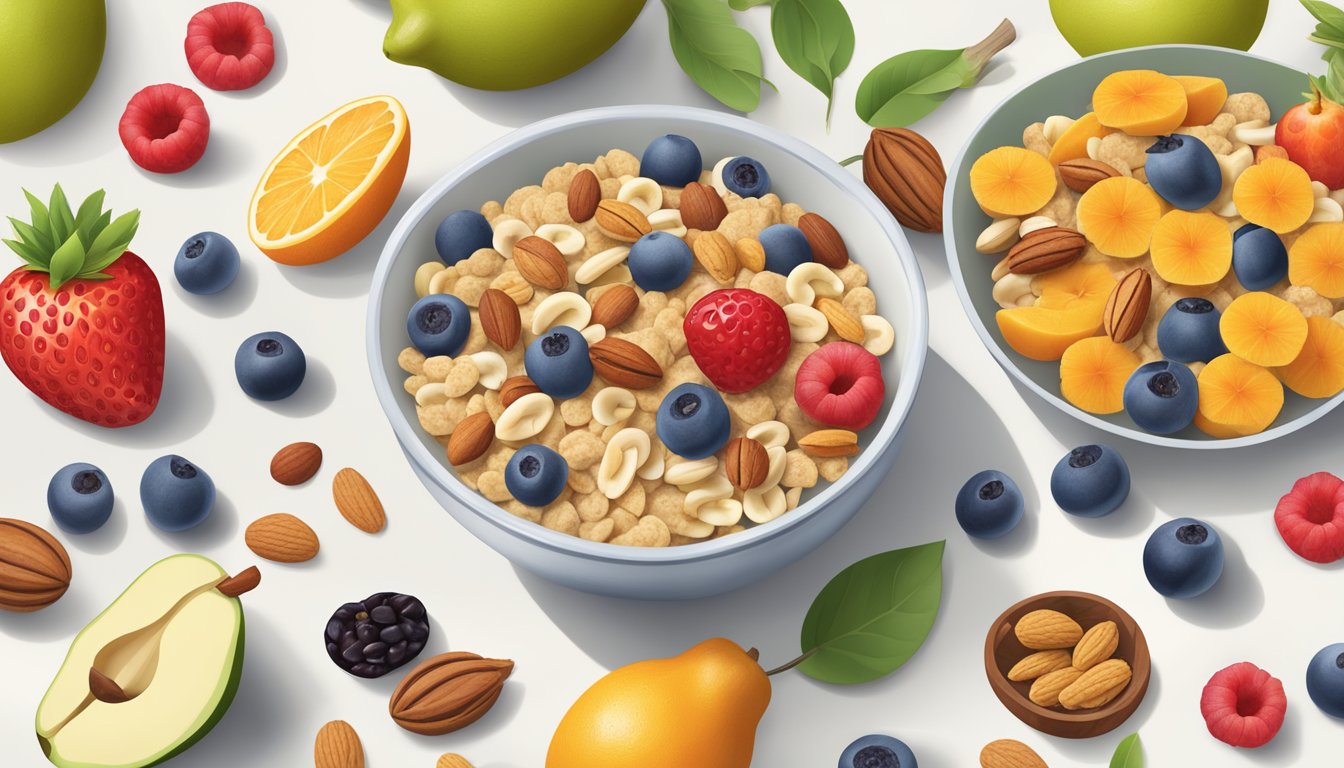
[965,19,1017,69]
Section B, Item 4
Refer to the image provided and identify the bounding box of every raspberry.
[1201,662,1287,748]
[1274,471,1344,563]
[794,342,886,430]
[683,288,791,393]
[185,2,276,91]
[118,84,210,174]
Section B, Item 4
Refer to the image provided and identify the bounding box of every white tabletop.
[2,1,1341,765]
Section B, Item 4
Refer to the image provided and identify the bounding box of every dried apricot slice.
[1195,353,1285,437]
[1233,158,1314,234]
[1077,176,1162,258]
[1289,223,1344,298]
[970,146,1058,217]
[1150,210,1233,286]
[997,306,1103,362]
[1048,112,1113,165]
[1276,316,1344,398]
[1173,75,1229,127]
[1036,262,1118,312]
[1060,336,1142,414]
[1092,70,1188,136]
[1219,291,1309,367]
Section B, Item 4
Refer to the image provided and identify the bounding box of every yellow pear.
[546,638,771,768]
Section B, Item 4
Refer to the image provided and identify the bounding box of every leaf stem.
[764,647,818,676]
[964,18,1017,71]
[838,154,863,167]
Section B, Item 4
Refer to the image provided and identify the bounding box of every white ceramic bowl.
[367,106,927,599]
[945,45,1344,449]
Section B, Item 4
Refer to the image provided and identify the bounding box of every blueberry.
[758,223,813,275]
[954,470,1024,539]
[1232,224,1289,291]
[1123,360,1198,434]
[722,156,771,198]
[656,383,730,460]
[504,444,569,507]
[1050,444,1130,518]
[173,231,240,295]
[524,326,593,398]
[47,462,114,534]
[406,294,470,358]
[1156,298,1228,363]
[1306,643,1344,718]
[235,331,306,401]
[628,231,693,291]
[1142,517,1224,598]
[838,734,917,768]
[434,209,493,265]
[639,134,702,187]
[140,454,215,532]
[1145,134,1222,210]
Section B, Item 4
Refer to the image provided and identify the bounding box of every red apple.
[1276,86,1344,189]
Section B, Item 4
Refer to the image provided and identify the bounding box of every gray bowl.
[367,106,928,599]
[945,45,1344,449]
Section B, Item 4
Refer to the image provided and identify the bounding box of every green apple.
[0,0,106,143]
[383,0,646,90]
[1049,0,1268,57]
[36,555,249,768]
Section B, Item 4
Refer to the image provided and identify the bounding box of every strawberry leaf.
[9,216,52,256]
[73,190,106,244]
[48,232,87,289]
[47,184,75,246]
[23,189,51,238]
[80,210,112,249]
[80,271,114,281]
[84,209,139,269]
[3,237,45,269]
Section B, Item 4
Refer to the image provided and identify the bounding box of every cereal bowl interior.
[368,106,927,600]
[946,46,1344,448]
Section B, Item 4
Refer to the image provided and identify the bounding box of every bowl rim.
[366,104,929,564]
[943,43,1344,450]
[983,590,1151,728]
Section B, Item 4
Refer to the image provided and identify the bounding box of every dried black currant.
[325,592,429,678]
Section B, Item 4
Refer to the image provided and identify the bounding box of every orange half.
[248,95,410,265]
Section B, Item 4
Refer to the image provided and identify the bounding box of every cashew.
[784,303,829,342]
[468,351,507,390]
[534,223,585,257]
[491,218,532,259]
[580,323,607,346]
[861,315,896,356]
[743,486,787,524]
[696,497,744,527]
[495,392,555,442]
[1043,115,1075,145]
[617,177,663,215]
[785,262,844,305]
[746,421,790,450]
[531,291,592,335]
[648,209,687,237]
[575,246,630,285]
[1310,196,1344,224]
[1210,146,1254,218]
[1230,120,1275,146]
[993,273,1036,308]
[592,387,636,426]
[976,218,1021,254]
[664,456,719,487]
[1019,216,1058,237]
[710,156,734,196]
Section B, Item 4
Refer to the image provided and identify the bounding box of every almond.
[735,238,766,272]
[815,297,865,343]
[1014,609,1083,650]
[567,169,600,222]
[447,412,495,466]
[798,428,860,458]
[724,437,769,491]
[0,518,71,612]
[589,284,638,329]
[270,441,323,486]
[437,756,475,768]
[478,288,522,350]
[1103,267,1151,343]
[594,199,652,242]
[1072,620,1120,671]
[1007,649,1073,682]
[314,720,364,768]
[332,467,386,533]
[589,337,663,389]
[979,738,1048,768]
[1005,227,1087,274]
[1028,666,1084,708]
[1058,157,1121,193]
[680,181,728,230]
[500,375,541,407]
[798,212,849,268]
[1059,658,1132,710]
[512,235,569,290]
[245,513,319,563]
[863,127,946,233]
[692,231,740,283]
[389,652,514,736]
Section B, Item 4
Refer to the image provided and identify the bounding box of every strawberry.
[683,288,791,393]
[1,186,163,427]
[1274,471,1344,563]
[1201,662,1287,748]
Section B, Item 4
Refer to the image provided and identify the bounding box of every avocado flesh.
[36,555,244,768]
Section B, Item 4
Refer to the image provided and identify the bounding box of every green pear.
[0,0,106,143]
[383,0,646,90]
[1049,0,1268,57]
[35,555,255,768]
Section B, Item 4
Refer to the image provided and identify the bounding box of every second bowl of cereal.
[946,45,1344,448]
[368,106,927,600]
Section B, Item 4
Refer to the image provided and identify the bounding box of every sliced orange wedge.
[248,95,410,266]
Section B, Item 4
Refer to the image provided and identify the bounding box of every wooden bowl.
[984,591,1151,739]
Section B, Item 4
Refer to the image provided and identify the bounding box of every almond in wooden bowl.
[984,590,1150,738]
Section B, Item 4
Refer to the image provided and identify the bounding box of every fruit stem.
[838,154,863,167]
[764,647,818,676]
[746,647,760,661]
[1308,79,1325,116]
[89,667,131,703]
[216,566,262,598]
[964,19,1017,71]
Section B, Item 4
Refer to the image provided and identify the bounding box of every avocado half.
[35,554,246,768]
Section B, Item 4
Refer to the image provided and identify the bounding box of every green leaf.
[73,189,106,245]
[855,48,971,126]
[729,0,773,7]
[9,216,52,255]
[1110,733,1144,768]
[82,210,112,249]
[1329,48,1344,101]
[798,540,945,684]
[1303,0,1344,39]
[47,184,75,246]
[663,0,770,112]
[3,238,45,269]
[23,189,51,239]
[84,209,139,268]
[771,0,855,119]
[47,232,87,289]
